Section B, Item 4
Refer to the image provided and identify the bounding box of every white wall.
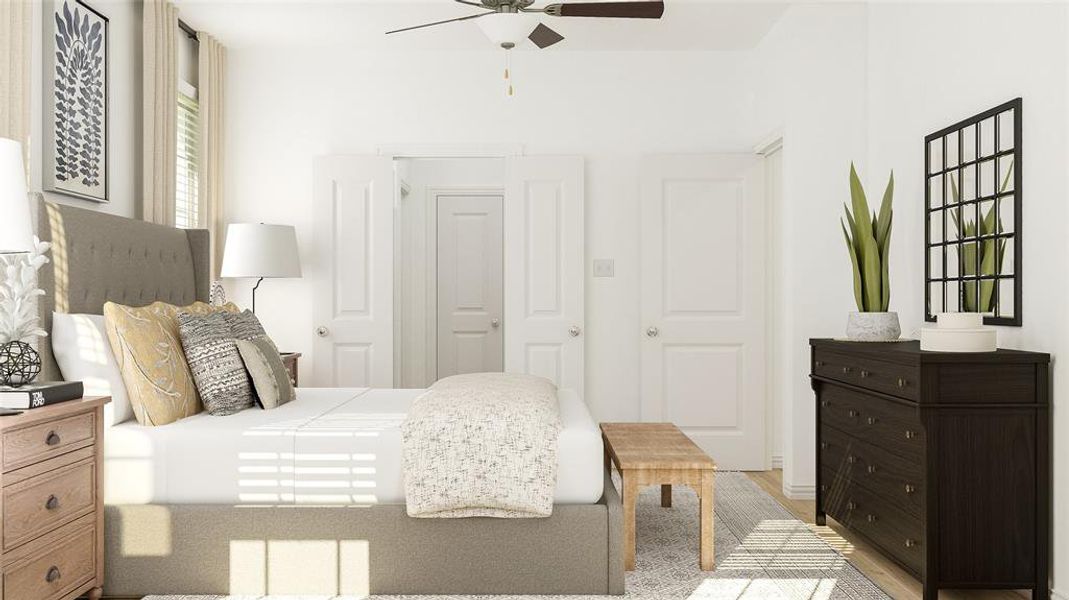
[222,48,764,423]
[29,0,141,219]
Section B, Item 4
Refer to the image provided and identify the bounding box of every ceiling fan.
[386,0,666,50]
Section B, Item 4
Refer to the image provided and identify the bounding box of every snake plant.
[948,160,1014,313]
[841,164,894,312]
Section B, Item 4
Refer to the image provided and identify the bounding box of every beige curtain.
[0,0,32,166]
[142,0,179,225]
[197,34,226,278]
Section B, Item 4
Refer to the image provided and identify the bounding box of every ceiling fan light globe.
[476,12,539,48]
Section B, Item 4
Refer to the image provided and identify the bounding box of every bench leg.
[622,470,637,571]
[699,470,715,571]
[661,484,672,507]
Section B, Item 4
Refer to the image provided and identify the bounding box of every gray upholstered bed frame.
[33,198,624,597]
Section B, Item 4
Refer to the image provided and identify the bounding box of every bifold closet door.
[640,154,767,470]
[312,155,395,387]
[504,156,585,394]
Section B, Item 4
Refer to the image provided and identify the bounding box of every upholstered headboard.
[32,197,211,381]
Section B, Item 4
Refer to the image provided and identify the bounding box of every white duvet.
[104,386,604,506]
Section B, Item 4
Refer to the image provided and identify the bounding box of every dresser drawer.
[814,349,919,401]
[2,520,95,600]
[819,385,925,461]
[3,458,96,551]
[2,412,96,472]
[820,425,924,519]
[822,468,924,575]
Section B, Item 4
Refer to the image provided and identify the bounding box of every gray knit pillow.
[236,335,295,409]
[229,310,267,341]
[177,311,254,416]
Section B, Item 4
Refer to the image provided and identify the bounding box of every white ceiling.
[175,0,789,51]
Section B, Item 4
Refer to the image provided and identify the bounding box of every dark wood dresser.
[810,339,1050,600]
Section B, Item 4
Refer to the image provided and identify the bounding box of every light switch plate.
[593,259,615,278]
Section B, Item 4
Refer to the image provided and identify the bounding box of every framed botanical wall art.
[924,98,1021,326]
[43,0,109,203]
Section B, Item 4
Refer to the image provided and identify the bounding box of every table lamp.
[219,223,302,313]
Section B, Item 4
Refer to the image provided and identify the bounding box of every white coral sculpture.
[0,237,52,344]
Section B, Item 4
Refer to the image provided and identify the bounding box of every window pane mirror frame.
[924,98,1022,326]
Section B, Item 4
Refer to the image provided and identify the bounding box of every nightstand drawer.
[2,519,95,600]
[2,412,95,472]
[4,458,95,551]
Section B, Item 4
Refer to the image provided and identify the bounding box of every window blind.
[175,91,200,229]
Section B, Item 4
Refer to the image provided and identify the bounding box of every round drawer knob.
[897,377,908,388]
[866,416,878,425]
[905,539,918,548]
[46,566,61,583]
[847,455,857,464]
[45,495,59,510]
[45,431,61,446]
[820,400,830,408]
[842,366,852,374]
[846,501,857,510]
[905,484,917,494]
[866,514,878,523]
[860,370,870,378]
[815,360,824,367]
[905,430,917,440]
[848,410,859,417]
[820,442,828,449]
[820,484,828,492]
[867,465,878,474]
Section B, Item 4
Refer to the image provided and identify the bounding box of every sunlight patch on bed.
[228,539,371,596]
[117,505,173,557]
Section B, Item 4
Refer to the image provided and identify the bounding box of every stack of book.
[0,381,84,410]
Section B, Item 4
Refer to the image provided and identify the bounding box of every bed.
[33,199,623,597]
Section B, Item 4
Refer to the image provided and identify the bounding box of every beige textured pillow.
[103,301,238,426]
[236,335,295,409]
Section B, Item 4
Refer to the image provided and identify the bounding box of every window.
[175,89,200,229]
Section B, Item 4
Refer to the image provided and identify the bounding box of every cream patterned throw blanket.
[401,373,562,518]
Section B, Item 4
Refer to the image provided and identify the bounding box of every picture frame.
[42,0,109,203]
[924,98,1022,326]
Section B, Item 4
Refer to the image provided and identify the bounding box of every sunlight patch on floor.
[719,519,850,571]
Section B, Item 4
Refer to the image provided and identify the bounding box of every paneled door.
[504,156,585,394]
[640,154,767,470]
[437,194,504,378]
[312,155,395,387]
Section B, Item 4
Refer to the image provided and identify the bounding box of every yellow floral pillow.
[103,301,239,426]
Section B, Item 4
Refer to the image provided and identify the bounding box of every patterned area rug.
[146,472,889,600]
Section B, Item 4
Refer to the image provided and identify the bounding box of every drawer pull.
[866,514,878,523]
[821,400,830,408]
[905,430,917,440]
[820,442,828,449]
[45,494,60,510]
[820,484,828,492]
[867,465,878,474]
[846,501,857,510]
[897,377,908,388]
[905,539,918,548]
[860,370,870,378]
[842,366,853,374]
[848,410,859,418]
[866,416,878,425]
[46,566,61,583]
[905,484,917,494]
[45,430,61,446]
[815,360,824,367]
[847,455,857,464]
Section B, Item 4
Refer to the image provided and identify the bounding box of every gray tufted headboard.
[32,197,211,381]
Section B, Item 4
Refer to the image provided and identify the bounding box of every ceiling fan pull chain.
[504,49,514,97]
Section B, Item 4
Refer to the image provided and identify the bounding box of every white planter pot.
[845,312,901,341]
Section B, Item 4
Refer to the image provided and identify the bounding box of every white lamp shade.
[0,138,33,254]
[220,223,302,279]
[476,13,539,48]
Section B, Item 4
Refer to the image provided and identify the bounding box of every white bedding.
[104,387,603,506]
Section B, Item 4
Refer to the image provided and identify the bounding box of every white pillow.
[52,312,132,426]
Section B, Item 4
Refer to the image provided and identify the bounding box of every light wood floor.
[747,470,1031,600]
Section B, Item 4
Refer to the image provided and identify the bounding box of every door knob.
[491,318,500,329]
[315,326,330,338]
[646,326,659,338]
[569,325,582,337]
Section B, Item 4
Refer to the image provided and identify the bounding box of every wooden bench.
[600,422,717,571]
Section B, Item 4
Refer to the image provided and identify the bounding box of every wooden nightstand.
[280,353,301,388]
[0,396,109,600]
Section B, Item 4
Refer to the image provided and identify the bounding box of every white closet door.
[437,194,504,378]
[640,154,767,470]
[504,156,585,394]
[312,155,395,387]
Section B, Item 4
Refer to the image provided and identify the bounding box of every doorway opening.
[393,158,506,388]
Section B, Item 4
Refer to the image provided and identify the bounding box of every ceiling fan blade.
[544,1,664,19]
[529,23,565,49]
[386,11,494,35]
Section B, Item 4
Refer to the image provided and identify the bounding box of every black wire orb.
[0,341,42,387]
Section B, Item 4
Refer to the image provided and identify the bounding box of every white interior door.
[640,154,766,470]
[437,194,504,378]
[504,156,584,394]
[312,155,395,387]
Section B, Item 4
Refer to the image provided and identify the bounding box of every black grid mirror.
[925,98,1022,326]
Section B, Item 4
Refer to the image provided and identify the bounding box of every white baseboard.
[1051,588,1065,600]
[782,482,815,500]
[771,455,783,469]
